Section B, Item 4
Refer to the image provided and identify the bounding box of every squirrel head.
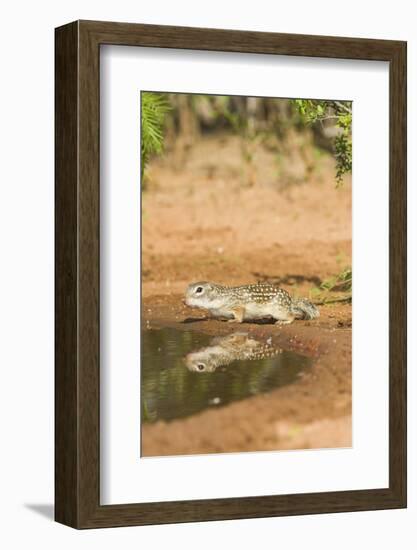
[184,281,226,309]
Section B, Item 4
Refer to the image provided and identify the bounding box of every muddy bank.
[141,297,351,456]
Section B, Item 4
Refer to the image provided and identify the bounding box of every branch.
[314,296,352,305]
[331,101,352,114]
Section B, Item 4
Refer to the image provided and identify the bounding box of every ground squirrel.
[184,281,319,324]
[185,332,282,373]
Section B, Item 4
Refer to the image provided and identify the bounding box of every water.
[141,327,312,423]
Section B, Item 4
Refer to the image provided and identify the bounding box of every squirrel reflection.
[184,332,282,373]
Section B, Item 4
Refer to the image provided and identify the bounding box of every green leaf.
[141,92,171,180]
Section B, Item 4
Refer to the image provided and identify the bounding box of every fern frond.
[141,92,171,180]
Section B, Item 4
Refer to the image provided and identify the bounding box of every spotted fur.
[184,281,319,324]
[185,332,283,372]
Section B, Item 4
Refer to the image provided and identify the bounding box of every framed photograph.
[55,20,406,528]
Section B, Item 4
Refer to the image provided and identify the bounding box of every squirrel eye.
[195,287,203,294]
[197,364,205,371]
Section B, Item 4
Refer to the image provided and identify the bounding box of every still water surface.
[141,327,312,423]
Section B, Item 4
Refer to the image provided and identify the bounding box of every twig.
[314,296,352,306]
[318,115,340,121]
[331,101,352,114]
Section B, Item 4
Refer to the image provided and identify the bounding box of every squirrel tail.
[290,298,320,320]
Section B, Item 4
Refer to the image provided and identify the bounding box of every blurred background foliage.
[141,92,352,188]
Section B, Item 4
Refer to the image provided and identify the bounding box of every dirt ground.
[141,134,352,456]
